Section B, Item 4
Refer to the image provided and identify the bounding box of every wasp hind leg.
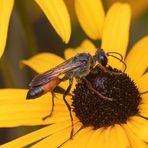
[140,91,148,95]
[63,79,74,139]
[57,126,84,148]
[42,91,55,120]
[83,77,113,101]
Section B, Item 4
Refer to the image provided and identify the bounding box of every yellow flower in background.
[0,0,14,58]
[75,0,105,39]
[0,1,148,148]
[0,0,71,58]
[107,0,148,19]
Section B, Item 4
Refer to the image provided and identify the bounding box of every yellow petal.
[127,116,148,142]
[64,48,76,60]
[136,73,148,93]
[0,0,14,57]
[21,53,64,74]
[123,124,148,148]
[73,127,94,148]
[138,104,148,117]
[77,39,96,55]
[32,122,82,148]
[140,97,148,105]
[126,36,148,81]
[34,0,71,43]
[0,89,71,127]
[105,125,130,148]
[1,121,73,148]
[101,2,131,69]
[87,128,105,148]
[136,73,148,104]
[75,0,105,39]
[108,0,148,20]
[64,39,96,59]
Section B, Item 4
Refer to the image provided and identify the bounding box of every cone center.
[72,66,141,128]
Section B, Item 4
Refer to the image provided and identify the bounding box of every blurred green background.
[0,0,147,145]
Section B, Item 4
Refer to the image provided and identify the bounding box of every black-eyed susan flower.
[0,1,148,148]
[0,0,71,57]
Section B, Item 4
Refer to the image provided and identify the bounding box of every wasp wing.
[29,57,82,87]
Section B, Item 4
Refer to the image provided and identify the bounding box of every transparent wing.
[29,57,83,87]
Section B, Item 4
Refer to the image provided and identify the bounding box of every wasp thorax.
[72,66,141,128]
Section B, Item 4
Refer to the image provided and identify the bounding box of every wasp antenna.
[107,54,127,73]
[107,52,123,61]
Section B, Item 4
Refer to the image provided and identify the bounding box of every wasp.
[26,49,125,138]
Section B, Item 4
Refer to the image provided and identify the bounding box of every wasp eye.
[99,55,107,66]
[95,49,108,67]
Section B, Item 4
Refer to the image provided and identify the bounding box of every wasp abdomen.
[26,87,44,99]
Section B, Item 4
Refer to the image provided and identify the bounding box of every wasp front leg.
[82,77,113,101]
[95,64,123,75]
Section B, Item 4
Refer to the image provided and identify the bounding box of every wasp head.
[94,49,108,67]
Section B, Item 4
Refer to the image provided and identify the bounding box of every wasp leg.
[140,91,148,95]
[57,126,84,148]
[63,79,74,139]
[42,91,55,120]
[96,64,123,75]
[136,113,148,120]
[83,77,113,101]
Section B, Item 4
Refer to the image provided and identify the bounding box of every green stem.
[15,0,39,55]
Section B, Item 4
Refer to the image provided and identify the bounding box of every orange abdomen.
[26,77,61,99]
[42,77,61,94]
